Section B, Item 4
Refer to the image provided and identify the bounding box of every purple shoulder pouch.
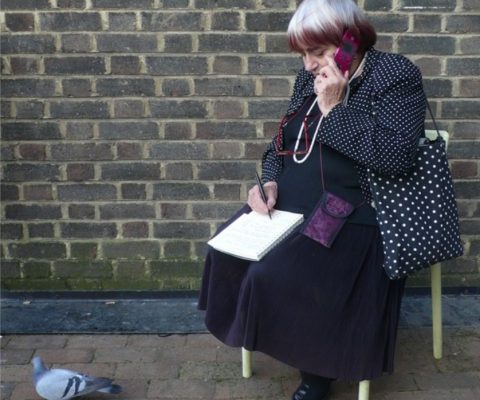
[301,191,354,248]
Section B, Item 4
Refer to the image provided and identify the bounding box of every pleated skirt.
[198,205,406,381]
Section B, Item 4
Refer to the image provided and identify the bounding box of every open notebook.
[207,209,304,261]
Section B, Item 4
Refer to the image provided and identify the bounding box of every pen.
[255,171,272,220]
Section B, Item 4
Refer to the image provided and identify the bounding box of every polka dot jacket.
[261,48,427,204]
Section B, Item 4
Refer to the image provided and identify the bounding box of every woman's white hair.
[288,0,375,52]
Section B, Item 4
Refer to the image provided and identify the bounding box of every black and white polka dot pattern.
[261,47,463,278]
[261,48,426,206]
[368,138,464,279]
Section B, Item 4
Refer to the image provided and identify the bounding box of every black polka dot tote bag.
[368,103,464,280]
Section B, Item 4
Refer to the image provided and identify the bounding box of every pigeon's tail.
[98,384,122,394]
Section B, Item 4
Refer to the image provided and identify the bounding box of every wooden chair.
[241,130,449,400]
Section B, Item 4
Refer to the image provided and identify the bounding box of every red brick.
[117,142,143,159]
[414,372,480,390]
[5,13,35,31]
[52,362,116,378]
[94,347,157,363]
[34,349,94,364]
[215,378,284,399]
[18,144,46,160]
[66,335,128,348]
[213,100,244,119]
[212,142,243,159]
[6,335,68,349]
[458,79,480,97]
[1,336,12,349]
[159,344,217,363]
[66,163,95,181]
[111,378,149,399]
[122,221,149,238]
[1,364,31,382]
[115,361,178,380]
[23,184,53,200]
[451,161,478,179]
[148,379,216,399]
[126,334,187,348]
[9,382,37,400]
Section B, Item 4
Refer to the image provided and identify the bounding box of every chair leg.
[358,380,370,400]
[243,349,371,398]
[431,263,443,359]
[242,347,252,378]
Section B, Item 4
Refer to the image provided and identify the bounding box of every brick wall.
[1,0,479,291]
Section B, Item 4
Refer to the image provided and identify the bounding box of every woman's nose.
[303,54,318,72]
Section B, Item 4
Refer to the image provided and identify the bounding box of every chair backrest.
[425,129,450,151]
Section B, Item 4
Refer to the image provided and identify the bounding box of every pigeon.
[32,356,122,400]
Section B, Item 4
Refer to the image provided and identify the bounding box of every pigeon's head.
[31,356,47,378]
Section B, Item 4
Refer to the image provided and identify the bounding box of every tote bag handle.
[426,100,442,140]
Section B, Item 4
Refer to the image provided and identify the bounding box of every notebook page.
[207,210,304,261]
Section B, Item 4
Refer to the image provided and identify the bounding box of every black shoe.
[291,372,332,400]
[291,382,330,400]
[292,382,308,400]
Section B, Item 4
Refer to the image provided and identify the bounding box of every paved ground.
[2,327,480,400]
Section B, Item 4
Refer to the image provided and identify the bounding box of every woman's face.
[301,45,337,76]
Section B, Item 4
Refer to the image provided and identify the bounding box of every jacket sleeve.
[261,139,282,184]
[318,55,426,176]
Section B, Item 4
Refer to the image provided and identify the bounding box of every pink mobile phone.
[334,30,360,74]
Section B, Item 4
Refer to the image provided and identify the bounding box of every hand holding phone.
[334,29,359,74]
[313,30,359,116]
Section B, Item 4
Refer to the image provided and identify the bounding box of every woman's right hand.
[247,181,278,214]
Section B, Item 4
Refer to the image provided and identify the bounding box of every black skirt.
[198,208,405,381]
[198,108,406,381]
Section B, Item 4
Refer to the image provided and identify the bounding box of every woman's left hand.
[314,55,349,116]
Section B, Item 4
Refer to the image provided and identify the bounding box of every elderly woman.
[198,0,426,399]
